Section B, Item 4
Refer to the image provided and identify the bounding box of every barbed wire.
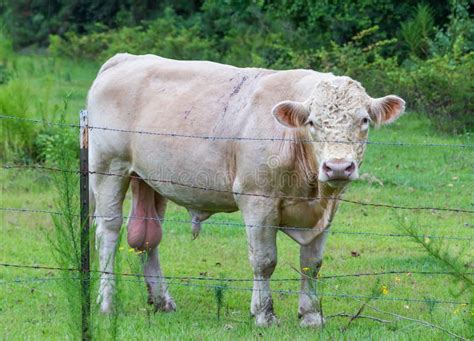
[1,262,472,284]
[0,277,73,285]
[137,280,470,305]
[3,164,473,214]
[0,268,470,305]
[1,206,471,240]
[1,114,473,148]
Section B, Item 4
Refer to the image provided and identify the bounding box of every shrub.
[400,4,435,59]
[34,126,78,164]
[407,53,473,134]
[311,26,403,98]
[49,8,219,63]
[49,32,110,61]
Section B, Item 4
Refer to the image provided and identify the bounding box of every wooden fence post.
[80,110,91,340]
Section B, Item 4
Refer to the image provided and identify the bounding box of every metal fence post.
[80,110,91,341]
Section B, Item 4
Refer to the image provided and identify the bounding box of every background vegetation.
[2,0,473,141]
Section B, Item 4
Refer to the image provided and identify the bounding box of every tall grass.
[0,80,35,160]
[45,119,83,339]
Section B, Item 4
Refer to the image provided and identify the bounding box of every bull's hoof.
[98,295,113,314]
[299,312,324,328]
[152,297,176,313]
[255,313,280,327]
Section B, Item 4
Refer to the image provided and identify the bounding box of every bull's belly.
[150,184,239,212]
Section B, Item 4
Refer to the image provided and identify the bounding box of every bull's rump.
[87,53,321,211]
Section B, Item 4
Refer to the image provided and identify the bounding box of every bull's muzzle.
[319,158,358,185]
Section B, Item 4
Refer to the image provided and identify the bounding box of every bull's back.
[86,53,323,211]
[87,54,269,154]
[87,54,265,210]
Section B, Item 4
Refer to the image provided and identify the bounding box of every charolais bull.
[87,53,405,327]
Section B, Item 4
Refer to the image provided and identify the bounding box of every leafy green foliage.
[49,8,218,63]
[406,53,473,134]
[400,4,435,59]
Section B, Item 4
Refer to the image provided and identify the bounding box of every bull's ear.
[272,100,310,128]
[369,95,405,126]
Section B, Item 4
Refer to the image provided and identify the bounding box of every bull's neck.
[315,181,345,212]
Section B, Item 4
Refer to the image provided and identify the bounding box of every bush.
[304,22,473,134]
[311,26,401,97]
[50,9,219,63]
[400,4,435,59]
[407,53,473,134]
[34,126,78,164]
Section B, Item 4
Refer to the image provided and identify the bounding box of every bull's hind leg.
[92,168,129,314]
[128,178,175,312]
[144,191,175,312]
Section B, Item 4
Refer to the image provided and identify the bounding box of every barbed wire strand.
[1,262,472,284]
[2,164,473,214]
[0,206,471,240]
[0,271,469,305]
[1,114,472,148]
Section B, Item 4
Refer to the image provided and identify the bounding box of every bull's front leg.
[298,229,329,327]
[241,199,279,327]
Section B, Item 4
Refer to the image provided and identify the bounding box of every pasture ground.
[1,55,473,340]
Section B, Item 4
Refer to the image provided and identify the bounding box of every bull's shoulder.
[262,69,334,88]
[249,69,334,104]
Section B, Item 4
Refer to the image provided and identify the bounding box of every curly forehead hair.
[309,77,369,119]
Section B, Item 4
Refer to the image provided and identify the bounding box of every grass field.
[1,54,473,340]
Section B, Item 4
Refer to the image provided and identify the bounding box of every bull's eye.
[362,117,369,125]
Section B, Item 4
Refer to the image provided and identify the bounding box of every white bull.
[87,53,405,327]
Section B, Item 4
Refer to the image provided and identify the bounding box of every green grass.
[1,54,473,340]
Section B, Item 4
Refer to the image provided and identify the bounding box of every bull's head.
[272,77,405,187]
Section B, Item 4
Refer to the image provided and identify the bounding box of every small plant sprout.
[213,277,228,321]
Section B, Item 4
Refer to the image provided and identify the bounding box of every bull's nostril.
[323,163,332,173]
[345,162,356,175]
